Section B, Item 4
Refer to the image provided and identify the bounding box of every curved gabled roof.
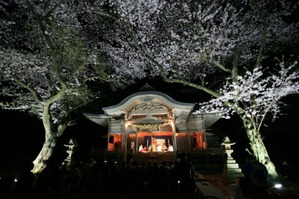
[84,84,221,129]
[102,90,195,117]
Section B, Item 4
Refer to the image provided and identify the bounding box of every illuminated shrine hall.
[84,84,223,165]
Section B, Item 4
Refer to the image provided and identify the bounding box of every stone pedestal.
[64,139,76,167]
[222,137,244,184]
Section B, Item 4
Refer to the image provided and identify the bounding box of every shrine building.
[84,84,223,166]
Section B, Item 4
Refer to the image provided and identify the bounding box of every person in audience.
[152,138,157,151]
[177,153,196,199]
[139,145,143,152]
[148,145,152,152]
[142,145,148,152]
[157,144,162,151]
[162,143,168,151]
[14,161,36,199]
[168,144,174,152]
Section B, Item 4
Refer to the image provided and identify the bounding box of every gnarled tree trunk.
[240,114,278,179]
[32,135,57,173]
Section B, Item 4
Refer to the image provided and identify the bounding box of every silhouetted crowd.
[2,153,197,199]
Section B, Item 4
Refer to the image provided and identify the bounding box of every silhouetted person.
[176,153,196,199]
[14,161,36,199]
[80,163,103,199]
[32,165,53,199]
[240,157,270,199]
[63,163,81,198]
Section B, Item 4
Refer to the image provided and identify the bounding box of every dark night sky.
[0,110,44,175]
[1,84,299,177]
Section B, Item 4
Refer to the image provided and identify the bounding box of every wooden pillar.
[107,118,112,151]
[171,120,177,160]
[187,131,191,153]
[135,132,138,154]
[202,115,207,149]
[196,132,204,149]
[123,123,127,162]
[107,135,110,150]
[150,130,153,152]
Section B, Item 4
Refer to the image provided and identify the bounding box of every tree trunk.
[241,115,278,179]
[31,135,57,173]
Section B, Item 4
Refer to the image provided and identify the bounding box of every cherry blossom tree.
[82,0,299,179]
[0,0,135,173]
[194,61,299,178]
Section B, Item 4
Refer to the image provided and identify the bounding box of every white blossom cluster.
[0,1,103,122]
[194,61,299,127]
[84,0,299,83]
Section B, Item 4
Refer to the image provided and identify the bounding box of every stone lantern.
[222,136,235,159]
[64,139,76,167]
[221,136,244,184]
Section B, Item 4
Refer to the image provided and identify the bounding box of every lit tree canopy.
[1,1,109,120]
[82,0,299,179]
[0,0,140,173]
[196,61,299,122]
[76,0,299,82]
